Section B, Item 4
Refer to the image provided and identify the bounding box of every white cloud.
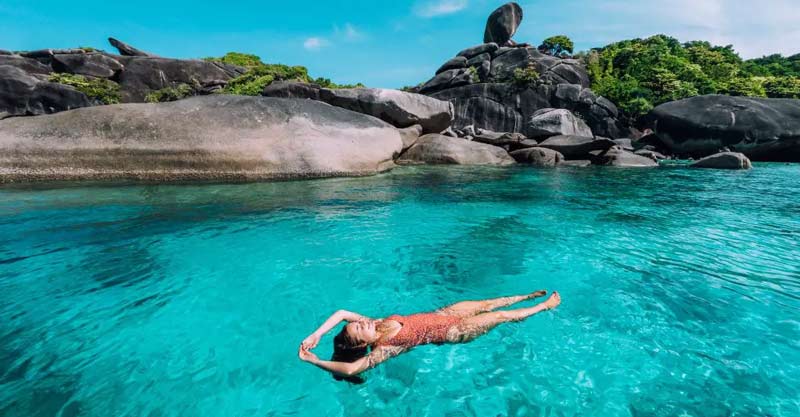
[303,37,329,51]
[415,0,468,18]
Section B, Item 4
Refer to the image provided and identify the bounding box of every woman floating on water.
[298,290,561,383]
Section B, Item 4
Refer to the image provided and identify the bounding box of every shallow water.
[0,164,799,417]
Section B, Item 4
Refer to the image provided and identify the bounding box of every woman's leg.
[438,290,547,318]
[446,292,561,343]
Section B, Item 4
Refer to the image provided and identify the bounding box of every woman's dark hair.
[331,327,368,384]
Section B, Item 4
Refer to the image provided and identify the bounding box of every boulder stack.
[484,3,523,46]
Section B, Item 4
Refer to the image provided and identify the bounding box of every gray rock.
[0,50,12,55]
[108,37,158,57]
[261,81,322,100]
[634,149,668,161]
[477,60,492,82]
[650,95,800,161]
[419,68,469,95]
[115,57,239,102]
[554,83,581,103]
[690,152,752,169]
[0,95,403,183]
[509,147,563,166]
[397,134,515,166]
[52,53,124,78]
[484,3,523,45]
[473,130,532,150]
[612,138,633,150]
[538,135,616,160]
[526,108,593,139]
[466,53,492,67]
[0,55,52,76]
[560,160,591,167]
[318,88,454,133]
[436,56,467,74]
[0,65,91,118]
[457,43,499,59]
[398,124,423,151]
[591,147,658,167]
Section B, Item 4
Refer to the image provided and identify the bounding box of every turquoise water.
[1,165,799,417]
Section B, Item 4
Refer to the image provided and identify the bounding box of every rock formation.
[691,152,753,169]
[396,134,515,166]
[0,95,403,183]
[484,3,523,46]
[650,95,800,161]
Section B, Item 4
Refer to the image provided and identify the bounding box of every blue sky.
[1,0,798,88]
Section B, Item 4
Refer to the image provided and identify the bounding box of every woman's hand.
[298,346,319,363]
[301,333,320,350]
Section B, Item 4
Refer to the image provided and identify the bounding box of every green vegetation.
[539,35,574,57]
[466,66,480,84]
[145,84,195,103]
[511,62,540,89]
[49,73,121,105]
[204,52,364,96]
[583,35,800,119]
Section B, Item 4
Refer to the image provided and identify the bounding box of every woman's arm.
[301,310,368,349]
[298,345,406,377]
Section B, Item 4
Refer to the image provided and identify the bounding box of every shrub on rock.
[48,73,121,105]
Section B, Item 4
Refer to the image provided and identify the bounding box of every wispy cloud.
[303,37,329,51]
[334,23,365,42]
[414,0,468,18]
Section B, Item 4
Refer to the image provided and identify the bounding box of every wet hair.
[331,326,368,384]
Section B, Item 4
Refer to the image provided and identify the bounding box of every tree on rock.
[539,36,574,57]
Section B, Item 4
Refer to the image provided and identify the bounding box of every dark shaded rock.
[477,60,491,82]
[591,147,658,167]
[554,83,581,103]
[472,130,532,150]
[431,83,552,133]
[261,81,322,100]
[0,55,52,76]
[108,37,158,57]
[691,152,752,169]
[397,134,514,166]
[52,53,124,78]
[466,53,492,67]
[484,3,523,45]
[318,88,454,133]
[650,95,800,161]
[509,147,563,166]
[0,65,91,119]
[537,135,616,160]
[0,50,12,55]
[419,68,472,95]
[526,108,592,139]
[436,56,467,74]
[0,95,403,183]
[115,57,238,102]
[457,43,499,59]
[19,49,55,59]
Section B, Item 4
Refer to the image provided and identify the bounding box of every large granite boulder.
[509,147,563,167]
[526,108,592,139]
[590,146,658,167]
[650,95,800,161]
[318,88,454,133]
[0,95,404,183]
[691,152,752,170]
[115,57,242,102]
[472,129,536,150]
[0,65,91,119]
[51,53,124,79]
[0,55,52,76]
[397,134,515,165]
[484,3,523,46]
[261,81,323,100]
[537,135,616,160]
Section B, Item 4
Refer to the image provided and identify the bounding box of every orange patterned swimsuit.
[377,313,462,348]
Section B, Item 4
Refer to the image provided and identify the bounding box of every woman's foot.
[528,290,547,300]
[542,291,561,310]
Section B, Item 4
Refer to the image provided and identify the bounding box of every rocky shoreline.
[2,2,799,184]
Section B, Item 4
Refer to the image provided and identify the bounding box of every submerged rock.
[0,95,403,183]
[509,147,563,167]
[690,152,752,170]
[484,3,523,45]
[650,94,800,161]
[397,134,515,165]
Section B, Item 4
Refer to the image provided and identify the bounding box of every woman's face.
[345,319,378,346]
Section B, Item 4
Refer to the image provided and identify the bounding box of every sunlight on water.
[1,164,799,417]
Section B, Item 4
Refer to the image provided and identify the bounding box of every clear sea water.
[1,164,799,417]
